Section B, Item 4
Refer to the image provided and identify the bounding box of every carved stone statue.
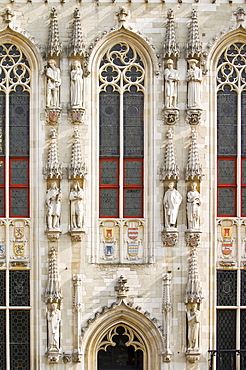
[164,59,179,108]
[70,181,84,229]
[187,303,200,351]
[45,181,62,230]
[46,59,61,108]
[47,302,61,351]
[186,59,202,109]
[70,60,83,107]
[163,181,182,229]
[187,182,201,230]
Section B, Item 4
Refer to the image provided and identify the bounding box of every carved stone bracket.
[163,108,179,126]
[45,230,61,241]
[162,231,178,247]
[186,108,202,126]
[69,107,85,125]
[186,352,200,363]
[218,260,237,267]
[69,229,85,242]
[9,256,29,267]
[185,231,201,248]
[63,353,72,363]
[72,350,83,363]
[47,350,61,364]
[45,107,62,125]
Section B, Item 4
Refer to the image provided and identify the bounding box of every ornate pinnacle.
[116,7,129,28]
[47,7,62,57]
[68,129,86,179]
[160,128,179,180]
[71,8,85,56]
[186,9,202,59]
[162,273,172,312]
[44,128,62,179]
[186,129,203,181]
[45,248,63,303]
[163,9,179,58]
[115,275,129,299]
[1,8,14,23]
[185,247,203,303]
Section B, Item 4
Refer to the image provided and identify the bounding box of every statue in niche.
[46,59,61,108]
[186,59,202,109]
[164,59,179,108]
[47,302,61,351]
[70,181,84,229]
[45,181,62,230]
[187,303,200,351]
[186,182,201,230]
[163,181,182,229]
[70,60,83,107]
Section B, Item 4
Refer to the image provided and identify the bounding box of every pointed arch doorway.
[97,325,143,370]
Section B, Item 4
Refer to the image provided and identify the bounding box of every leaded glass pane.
[99,92,120,157]
[10,160,28,185]
[0,270,6,306]
[100,160,118,185]
[123,92,144,157]
[0,310,6,370]
[217,90,237,156]
[241,92,246,155]
[100,189,118,217]
[217,270,237,306]
[218,160,235,184]
[240,310,246,349]
[124,189,142,217]
[0,93,5,156]
[0,189,4,217]
[218,188,235,216]
[242,160,246,184]
[217,309,236,349]
[9,270,30,307]
[10,188,28,217]
[242,188,246,216]
[0,160,4,185]
[9,89,29,157]
[10,310,30,370]
[124,160,142,185]
[241,271,246,306]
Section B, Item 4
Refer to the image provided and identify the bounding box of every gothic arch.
[81,302,164,370]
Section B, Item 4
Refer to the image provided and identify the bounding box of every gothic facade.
[0,1,245,369]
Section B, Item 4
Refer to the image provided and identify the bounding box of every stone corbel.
[45,107,62,125]
[163,108,179,126]
[185,231,201,248]
[47,350,62,364]
[63,353,72,363]
[69,107,85,125]
[69,229,85,242]
[45,229,61,241]
[186,353,200,363]
[185,108,202,126]
[72,349,83,363]
[162,231,178,247]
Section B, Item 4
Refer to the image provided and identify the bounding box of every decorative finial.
[116,7,130,28]
[234,7,246,27]
[163,9,179,58]
[1,7,14,24]
[115,275,129,299]
[47,7,62,57]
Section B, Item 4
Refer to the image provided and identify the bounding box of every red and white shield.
[128,228,138,239]
[222,242,232,255]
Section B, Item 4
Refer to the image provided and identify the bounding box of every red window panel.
[9,158,29,218]
[217,157,236,217]
[99,158,119,218]
[123,158,143,218]
[0,157,5,217]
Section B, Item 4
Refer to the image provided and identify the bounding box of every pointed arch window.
[0,43,30,218]
[99,42,144,218]
[217,43,246,217]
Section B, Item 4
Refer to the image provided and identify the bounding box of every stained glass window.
[9,270,30,307]
[99,42,144,218]
[10,310,30,369]
[217,270,237,306]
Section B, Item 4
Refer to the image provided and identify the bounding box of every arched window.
[99,42,144,219]
[216,42,246,368]
[0,43,30,369]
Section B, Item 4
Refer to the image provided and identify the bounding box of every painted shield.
[128,228,138,240]
[49,111,59,123]
[14,243,25,256]
[104,228,114,240]
[14,227,24,239]
[0,244,5,255]
[104,244,114,256]
[222,227,232,239]
[128,242,139,257]
[222,242,233,255]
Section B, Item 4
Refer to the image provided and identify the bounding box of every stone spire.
[47,7,62,57]
[186,9,202,59]
[163,9,179,58]
[68,129,86,179]
[71,8,85,56]
[186,129,203,181]
[185,247,203,303]
[44,128,62,179]
[160,128,179,180]
[45,248,63,303]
